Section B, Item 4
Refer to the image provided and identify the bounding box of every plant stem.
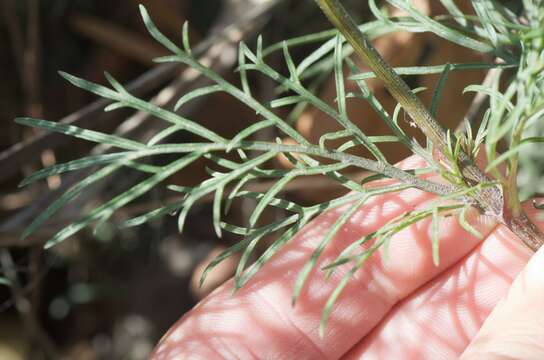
[314,0,496,207]
[506,117,526,217]
[315,0,544,251]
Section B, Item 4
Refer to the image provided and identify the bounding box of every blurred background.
[0,0,498,358]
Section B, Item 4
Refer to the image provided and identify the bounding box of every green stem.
[506,118,526,217]
[315,0,499,211]
[315,0,544,251]
[315,0,447,152]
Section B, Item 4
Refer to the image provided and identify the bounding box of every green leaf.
[471,0,507,46]
[22,164,123,239]
[431,206,440,266]
[225,175,254,213]
[139,5,183,55]
[238,42,252,96]
[44,153,202,249]
[320,239,382,337]
[292,196,366,305]
[15,118,145,151]
[59,71,121,100]
[386,0,494,53]
[233,215,300,288]
[346,58,414,150]
[485,137,544,172]
[256,35,263,61]
[104,72,128,95]
[235,215,313,289]
[104,102,126,112]
[19,153,130,187]
[235,191,304,213]
[431,63,452,118]
[203,215,299,287]
[200,238,251,288]
[282,41,299,83]
[60,71,227,143]
[319,130,350,150]
[182,21,191,53]
[227,120,275,151]
[333,34,347,117]
[350,62,515,81]
[176,152,277,233]
[174,85,222,111]
[248,161,350,227]
[463,84,514,112]
[147,125,185,146]
[213,186,224,238]
[369,0,391,25]
[249,174,295,227]
[123,202,182,228]
[270,96,305,108]
[439,0,470,27]
[458,206,483,239]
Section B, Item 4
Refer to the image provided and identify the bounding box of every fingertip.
[460,221,544,359]
[518,241,544,296]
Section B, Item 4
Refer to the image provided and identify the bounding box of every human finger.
[343,201,543,359]
[151,157,497,359]
[461,210,544,359]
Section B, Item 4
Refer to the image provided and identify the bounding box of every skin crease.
[151,156,544,359]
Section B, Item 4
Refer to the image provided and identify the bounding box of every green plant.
[15,0,544,334]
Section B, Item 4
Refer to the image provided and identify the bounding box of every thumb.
[461,241,544,359]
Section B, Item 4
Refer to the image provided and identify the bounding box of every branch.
[0,0,283,246]
[315,0,544,251]
[0,0,282,183]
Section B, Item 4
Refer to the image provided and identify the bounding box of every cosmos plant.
[16,0,544,333]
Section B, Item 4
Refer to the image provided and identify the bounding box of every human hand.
[151,156,544,359]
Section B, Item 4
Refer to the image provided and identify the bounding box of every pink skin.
[151,156,544,359]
